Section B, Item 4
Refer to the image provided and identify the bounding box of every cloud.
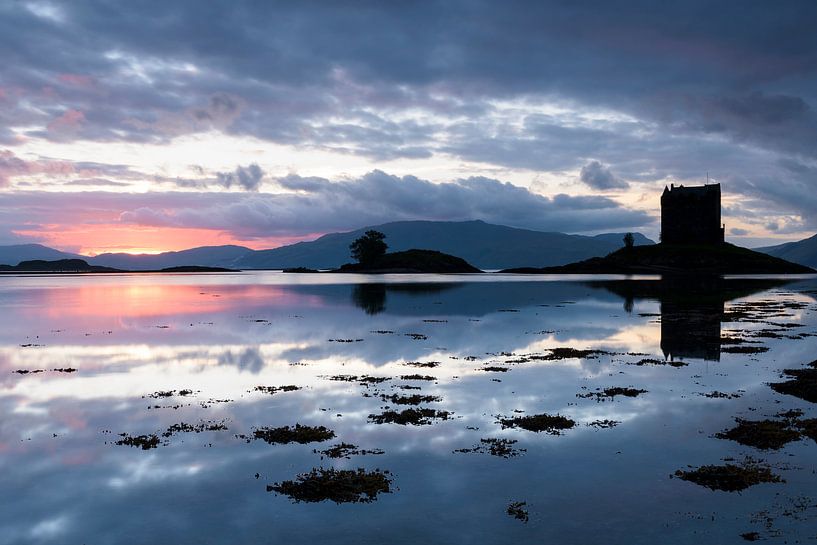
[168,163,266,192]
[729,227,749,236]
[0,1,816,235]
[117,170,651,237]
[0,170,652,245]
[0,150,74,186]
[215,163,264,191]
[579,160,628,190]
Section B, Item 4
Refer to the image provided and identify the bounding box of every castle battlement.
[661,183,725,245]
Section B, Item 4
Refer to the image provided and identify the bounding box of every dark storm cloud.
[2,1,815,146]
[215,163,264,191]
[1,1,816,225]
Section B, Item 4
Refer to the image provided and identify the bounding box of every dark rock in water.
[770,360,817,403]
[404,361,440,368]
[499,413,576,434]
[325,374,391,387]
[740,532,761,541]
[253,424,335,444]
[267,467,393,503]
[368,408,451,425]
[162,420,228,438]
[314,443,385,459]
[630,358,687,368]
[721,345,769,354]
[336,249,482,274]
[399,374,435,381]
[454,438,526,458]
[282,267,319,273]
[379,393,441,405]
[587,419,620,429]
[540,348,612,361]
[673,461,783,492]
[502,243,814,275]
[144,389,196,398]
[799,419,817,443]
[577,387,647,401]
[115,433,162,450]
[716,419,802,450]
[253,385,301,395]
[507,501,529,523]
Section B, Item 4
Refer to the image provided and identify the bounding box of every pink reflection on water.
[34,284,320,320]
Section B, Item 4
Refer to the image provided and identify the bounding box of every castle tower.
[660,183,725,245]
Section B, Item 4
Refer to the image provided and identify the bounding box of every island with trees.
[333,230,482,273]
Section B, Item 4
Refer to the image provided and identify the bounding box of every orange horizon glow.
[12,224,324,255]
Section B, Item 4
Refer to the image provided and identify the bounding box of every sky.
[1,0,816,255]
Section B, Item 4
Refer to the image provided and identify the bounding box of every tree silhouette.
[623,232,635,249]
[350,230,388,264]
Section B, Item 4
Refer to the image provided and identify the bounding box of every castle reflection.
[589,277,792,362]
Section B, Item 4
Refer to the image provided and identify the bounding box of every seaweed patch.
[267,467,393,503]
[454,438,525,458]
[673,460,783,492]
[313,443,385,459]
[507,501,529,523]
[368,408,452,426]
[253,424,335,444]
[499,413,575,435]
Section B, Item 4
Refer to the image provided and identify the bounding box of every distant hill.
[0,259,119,273]
[235,220,654,269]
[0,221,653,270]
[0,244,82,266]
[757,234,817,269]
[87,245,253,270]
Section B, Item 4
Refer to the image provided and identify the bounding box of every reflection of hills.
[588,277,793,362]
[287,281,609,317]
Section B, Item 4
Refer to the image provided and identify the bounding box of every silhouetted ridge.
[503,243,814,274]
[758,233,817,268]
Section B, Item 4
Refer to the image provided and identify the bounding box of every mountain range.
[0,220,655,270]
[757,234,817,269]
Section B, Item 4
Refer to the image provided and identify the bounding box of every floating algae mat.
[454,438,526,458]
[368,408,452,425]
[252,424,336,444]
[4,273,817,543]
[770,360,817,403]
[716,419,802,450]
[674,461,783,492]
[314,443,385,459]
[267,468,393,503]
[499,413,576,434]
[576,386,647,401]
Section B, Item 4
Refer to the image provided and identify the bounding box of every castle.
[660,183,725,245]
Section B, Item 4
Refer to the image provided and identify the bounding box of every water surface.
[2,272,816,544]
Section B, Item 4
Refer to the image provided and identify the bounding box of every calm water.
[1,272,816,544]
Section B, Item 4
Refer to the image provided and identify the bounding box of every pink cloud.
[0,150,75,186]
[57,73,94,87]
[48,109,86,133]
